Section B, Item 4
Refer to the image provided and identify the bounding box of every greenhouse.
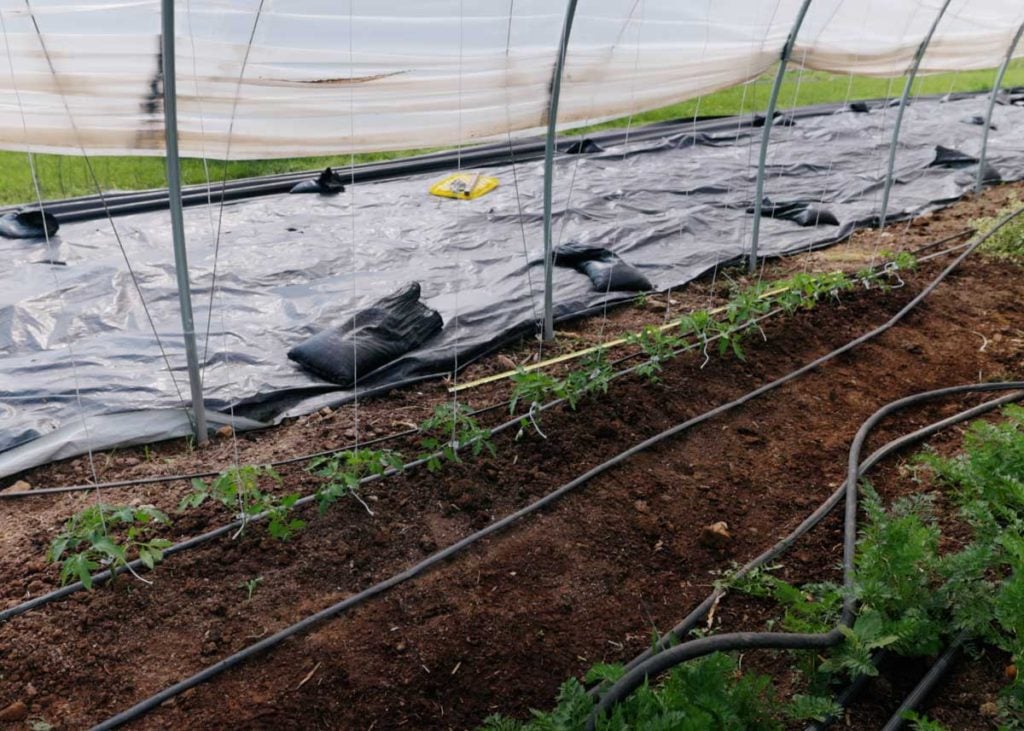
[0,0,1023,728]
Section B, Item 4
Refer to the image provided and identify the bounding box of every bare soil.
[0,184,1022,730]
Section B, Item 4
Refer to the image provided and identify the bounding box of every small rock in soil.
[496,355,518,371]
[23,684,36,698]
[122,456,140,467]
[699,521,731,549]
[1,480,31,493]
[0,701,28,722]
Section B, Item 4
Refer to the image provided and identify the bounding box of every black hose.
[6,95,929,223]
[588,381,1024,728]
[0,398,513,498]
[90,207,1024,728]
[621,389,1024,673]
[880,631,969,731]
[804,652,888,731]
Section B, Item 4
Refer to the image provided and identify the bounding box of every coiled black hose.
[90,208,1024,728]
[587,382,1024,728]
[621,388,1024,675]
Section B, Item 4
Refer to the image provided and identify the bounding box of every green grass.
[5,62,1023,206]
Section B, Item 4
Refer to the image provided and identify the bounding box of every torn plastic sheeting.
[2,95,1024,479]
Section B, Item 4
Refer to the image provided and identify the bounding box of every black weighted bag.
[554,242,653,293]
[748,198,839,227]
[562,138,605,154]
[288,282,443,387]
[929,145,1001,184]
[290,167,346,195]
[0,209,59,239]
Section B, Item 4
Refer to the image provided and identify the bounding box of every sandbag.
[752,111,796,127]
[960,115,996,130]
[554,242,653,293]
[748,198,839,227]
[563,138,604,154]
[287,282,443,387]
[930,145,1001,183]
[290,167,346,195]
[0,209,59,239]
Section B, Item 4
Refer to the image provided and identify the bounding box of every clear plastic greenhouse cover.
[0,0,1022,159]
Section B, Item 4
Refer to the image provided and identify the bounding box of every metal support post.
[541,0,579,341]
[162,0,208,444]
[977,20,1024,193]
[878,0,953,230]
[749,0,814,273]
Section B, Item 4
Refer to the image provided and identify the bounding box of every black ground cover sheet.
[2,95,1022,477]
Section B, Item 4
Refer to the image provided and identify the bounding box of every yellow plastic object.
[429,172,499,200]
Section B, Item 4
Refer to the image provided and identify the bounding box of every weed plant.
[973,194,1024,262]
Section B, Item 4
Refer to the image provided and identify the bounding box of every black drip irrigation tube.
[618,387,1024,675]
[83,209,1024,729]
[879,631,969,731]
[805,652,888,731]
[0,397,512,498]
[0,226,975,500]
[586,381,1024,729]
[0,303,785,622]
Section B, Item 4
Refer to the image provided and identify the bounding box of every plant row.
[45,253,917,593]
[482,403,1024,730]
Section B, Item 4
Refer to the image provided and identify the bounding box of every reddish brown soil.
[0,185,1022,730]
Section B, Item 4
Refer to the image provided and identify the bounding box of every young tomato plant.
[47,504,172,589]
[418,402,496,472]
[509,367,563,414]
[573,349,615,399]
[626,325,680,383]
[307,448,404,514]
[181,465,305,540]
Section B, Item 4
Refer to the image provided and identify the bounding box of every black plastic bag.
[290,167,346,195]
[0,209,59,239]
[847,101,871,113]
[288,282,443,387]
[747,198,839,227]
[554,242,653,292]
